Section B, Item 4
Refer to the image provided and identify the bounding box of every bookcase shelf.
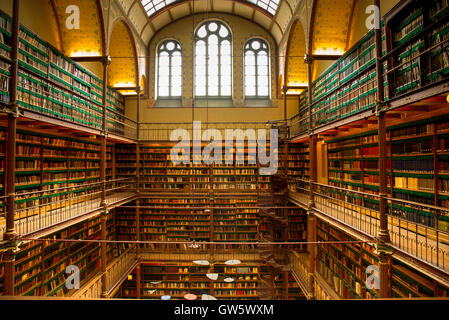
[140,142,271,192]
[0,10,126,136]
[323,115,449,231]
[6,214,113,297]
[288,142,309,192]
[121,262,261,300]
[316,218,380,299]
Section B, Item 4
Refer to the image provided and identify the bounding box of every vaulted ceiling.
[116,0,300,44]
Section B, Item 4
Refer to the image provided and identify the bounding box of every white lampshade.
[202,294,217,300]
[224,260,241,266]
[193,260,210,266]
[206,273,219,281]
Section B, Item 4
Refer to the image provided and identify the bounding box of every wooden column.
[305,54,317,299]
[136,263,141,299]
[282,270,289,300]
[374,0,392,299]
[3,0,20,297]
[100,56,111,298]
[136,199,141,256]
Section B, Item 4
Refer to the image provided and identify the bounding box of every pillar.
[3,0,21,297]
[374,0,392,298]
[100,56,111,298]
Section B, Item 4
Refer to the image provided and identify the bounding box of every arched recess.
[285,19,308,94]
[309,0,356,55]
[107,19,139,90]
[52,0,105,57]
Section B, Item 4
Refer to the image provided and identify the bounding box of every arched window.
[244,38,270,97]
[195,21,232,97]
[156,40,182,98]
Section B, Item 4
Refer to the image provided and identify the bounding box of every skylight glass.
[141,0,280,18]
[141,0,177,17]
[246,0,280,15]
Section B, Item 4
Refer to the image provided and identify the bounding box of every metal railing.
[15,66,137,141]
[289,180,449,273]
[71,246,138,299]
[105,247,138,295]
[0,178,136,239]
[139,122,273,141]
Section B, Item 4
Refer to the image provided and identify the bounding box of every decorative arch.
[107,18,139,89]
[52,0,105,57]
[285,19,308,93]
[309,0,356,55]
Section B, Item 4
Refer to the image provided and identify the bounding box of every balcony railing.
[139,122,273,141]
[72,246,138,299]
[289,178,449,274]
[0,178,136,240]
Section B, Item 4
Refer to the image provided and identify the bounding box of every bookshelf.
[385,0,449,98]
[316,218,380,299]
[273,272,305,300]
[323,115,449,231]
[140,142,271,192]
[121,262,261,300]
[391,258,449,298]
[116,196,263,246]
[10,128,105,218]
[116,144,137,179]
[9,214,113,297]
[287,142,309,192]
[0,10,126,136]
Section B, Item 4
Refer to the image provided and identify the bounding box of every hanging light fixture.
[161,295,171,300]
[202,294,217,300]
[206,273,219,281]
[193,260,210,266]
[184,293,198,300]
[224,259,241,266]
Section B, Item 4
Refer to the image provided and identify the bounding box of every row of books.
[394,176,434,191]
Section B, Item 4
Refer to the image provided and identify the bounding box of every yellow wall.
[126,95,299,124]
[313,0,401,82]
[0,0,61,50]
[0,0,104,79]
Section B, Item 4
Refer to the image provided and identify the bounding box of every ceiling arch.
[108,19,139,89]
[116,0,300,44]
[285,19,307,93]
[309,0,356,55]
[52,0,105,57]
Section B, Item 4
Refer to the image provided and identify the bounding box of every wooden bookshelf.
[392,258,449,298]
[116,144,137,179]
[0,10,126,135]
[8,214,113,297]
[316,218,380,299]
[121,262,261,300]
[140,142,271,192]
[288,142,309,192]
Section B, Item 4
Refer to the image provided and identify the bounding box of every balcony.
[289,178,449,278]
[0,178,137,240]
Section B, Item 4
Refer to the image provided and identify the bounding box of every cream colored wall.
[126,95,299,124]
[132,13,292,125]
